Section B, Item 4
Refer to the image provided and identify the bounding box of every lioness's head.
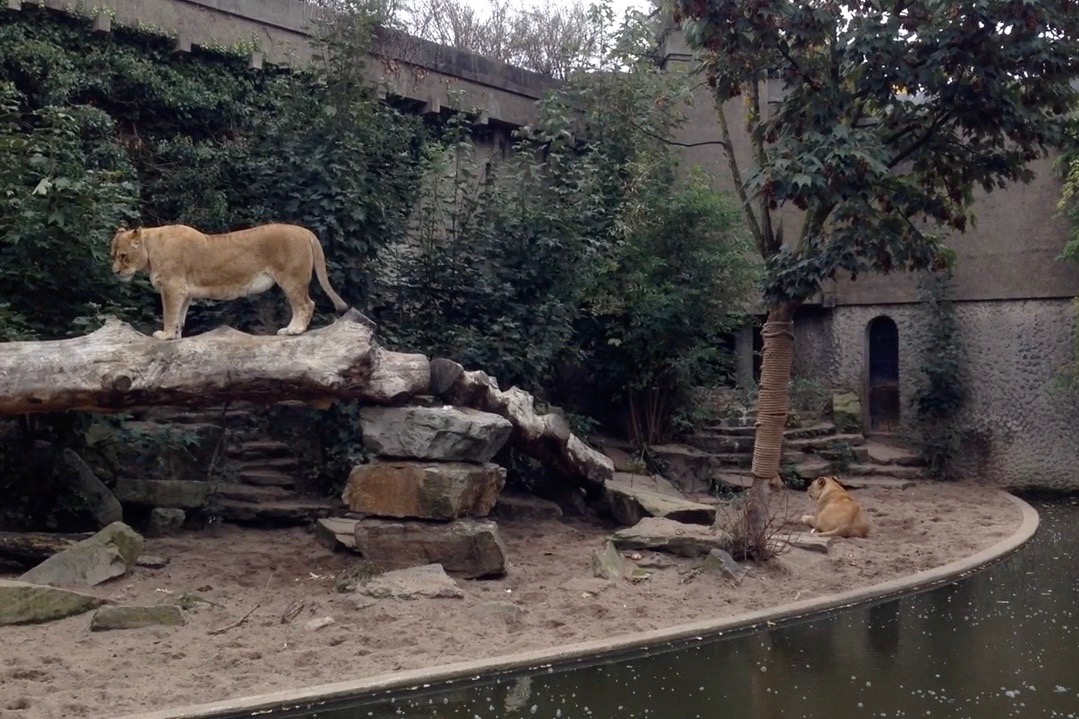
[111,228,148,281]
[808,475,846,501]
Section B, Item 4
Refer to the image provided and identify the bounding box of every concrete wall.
[829,154,1079,306]
[814,300,1079,491]
[23,0,558,129]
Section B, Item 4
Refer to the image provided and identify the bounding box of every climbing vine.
[911,270,966,480]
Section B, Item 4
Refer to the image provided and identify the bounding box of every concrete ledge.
[116,491,1039,719]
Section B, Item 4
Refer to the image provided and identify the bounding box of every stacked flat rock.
[337,405,513,577]
[344,405,511,519]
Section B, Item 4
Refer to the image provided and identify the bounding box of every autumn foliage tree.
[667,0,1079,509]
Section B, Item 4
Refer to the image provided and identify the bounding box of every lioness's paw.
[277,327,304,336]
[800,514,815,526]
[152,330,178,340]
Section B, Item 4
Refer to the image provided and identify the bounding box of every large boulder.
[359,406,512,463]
[353,518,507,578]
[19,521,142,587]
[604,476,716,526]
[145,508,186,537]
[342,461,505,520]
[0,579,107,626]
[610,517,732,558]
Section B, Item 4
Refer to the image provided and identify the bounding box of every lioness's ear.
[131,227,142,248]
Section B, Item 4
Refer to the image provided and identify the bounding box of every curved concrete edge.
[117,491,1039,719]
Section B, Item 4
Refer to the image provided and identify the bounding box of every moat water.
[274,498,1078,719]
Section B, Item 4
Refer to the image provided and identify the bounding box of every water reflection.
[295,499,1078,719]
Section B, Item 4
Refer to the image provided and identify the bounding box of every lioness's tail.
[309,234,349,313]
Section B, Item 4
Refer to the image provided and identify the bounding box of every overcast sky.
[458,0,655,22]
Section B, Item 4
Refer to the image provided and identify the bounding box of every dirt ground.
[0,481,1022,719]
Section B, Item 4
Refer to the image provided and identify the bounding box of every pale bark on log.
[0,310,388,415]
[429,358,614,492]
[355,349,431,405]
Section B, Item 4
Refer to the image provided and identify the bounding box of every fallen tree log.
[0,310,429,415]
[0,531,90,568]
[429,358,613,493]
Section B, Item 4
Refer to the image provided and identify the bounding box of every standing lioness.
[111,223,349,340]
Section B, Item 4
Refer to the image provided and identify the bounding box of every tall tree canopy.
[667,0,1079,494]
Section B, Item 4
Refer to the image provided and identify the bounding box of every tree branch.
[715,96,766,253]
[888,110,953,169]
[749,80,779,255]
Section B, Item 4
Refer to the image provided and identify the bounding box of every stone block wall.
[803,300,1079,491]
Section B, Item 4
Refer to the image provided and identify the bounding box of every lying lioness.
[800,475,870,538]
[111,223,349,340]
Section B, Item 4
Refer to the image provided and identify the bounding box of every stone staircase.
[646,412,925,494]
[137,404,339,525]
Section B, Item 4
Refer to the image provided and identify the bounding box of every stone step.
[685,433,754,454]
[710,452,753,467]
[228,440,293,459]
[711,412,757,429]
[786,433,866,452]
[814,445,871,462]
[690,422,839,451]
[218,498,339,526]
[213,484,296,504]
[232,457,300,472]
[792,457,831,477]
[142,408,256,425]
[839,476,917,490]
[237,469,296,488]
[784,422,836,440]
[864,441,924,467]
[846,463,923,479]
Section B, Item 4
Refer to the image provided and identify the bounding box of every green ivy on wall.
[0,6,427,339]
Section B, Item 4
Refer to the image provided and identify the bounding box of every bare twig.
[208,576,272,636]
[280,599,306,624]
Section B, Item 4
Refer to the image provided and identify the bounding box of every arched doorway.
[867,316,900,432]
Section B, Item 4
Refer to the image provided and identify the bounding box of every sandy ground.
[0,482,1022,719]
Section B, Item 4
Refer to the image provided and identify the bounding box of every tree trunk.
[0,310,430,415]
[750,302,799,488]
[742,302,799,555]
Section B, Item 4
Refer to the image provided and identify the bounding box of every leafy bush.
[373,113,597,391]
[375,12,755,440]
[584,175,754,443]
[0,81,145,338]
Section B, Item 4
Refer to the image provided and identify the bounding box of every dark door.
[867,316,900,431]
